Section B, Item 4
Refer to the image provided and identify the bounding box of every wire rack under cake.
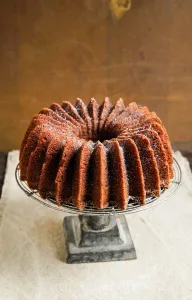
[15,158,181,215]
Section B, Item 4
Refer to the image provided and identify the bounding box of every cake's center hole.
[86,128,119,142]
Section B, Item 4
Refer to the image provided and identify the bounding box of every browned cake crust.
[72,142,93,210]
[26,129,56,189]
[98,97,112,134]
[62,101,85,125]
[119,139,145,204]
[55,139,82,205]
[75,98,92,138]
[131,134,160,197]
[20,125,43,180]
[49,103,82,134]
[20,114,67,159]
[140,129,170,188]
[105,140,129,210]
[104,98,125,137]
[19,98,174,210]
[87,98,99,140]
[38,136,65,199]
[92,142,109,209]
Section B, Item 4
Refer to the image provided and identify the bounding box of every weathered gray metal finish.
[63,215,137,264]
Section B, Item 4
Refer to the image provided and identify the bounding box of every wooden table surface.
[0,149,191,199]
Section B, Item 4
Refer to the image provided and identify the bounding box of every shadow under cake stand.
[16,158,181,264]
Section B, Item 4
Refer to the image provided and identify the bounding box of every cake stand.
[15,158,181,264]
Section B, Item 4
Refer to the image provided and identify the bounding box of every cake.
[19,98,173,210]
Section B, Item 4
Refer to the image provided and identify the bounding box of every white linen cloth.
[0,150,192,300]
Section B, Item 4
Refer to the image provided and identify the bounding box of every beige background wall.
[1,0,192,150]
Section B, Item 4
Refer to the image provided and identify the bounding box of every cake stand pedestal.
[16,158,181,264]
[64,215,136,263]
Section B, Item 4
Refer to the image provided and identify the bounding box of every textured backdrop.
[1,0,192,150]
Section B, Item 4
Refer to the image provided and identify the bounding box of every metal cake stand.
[15,158,181,264]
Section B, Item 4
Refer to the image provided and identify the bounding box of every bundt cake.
[19,98,173,210]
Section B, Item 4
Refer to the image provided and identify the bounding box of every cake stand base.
[63,215,136,264]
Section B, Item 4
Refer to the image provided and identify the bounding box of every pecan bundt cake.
[19,98,173,210]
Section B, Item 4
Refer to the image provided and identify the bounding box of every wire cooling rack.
[15,158,181,215]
